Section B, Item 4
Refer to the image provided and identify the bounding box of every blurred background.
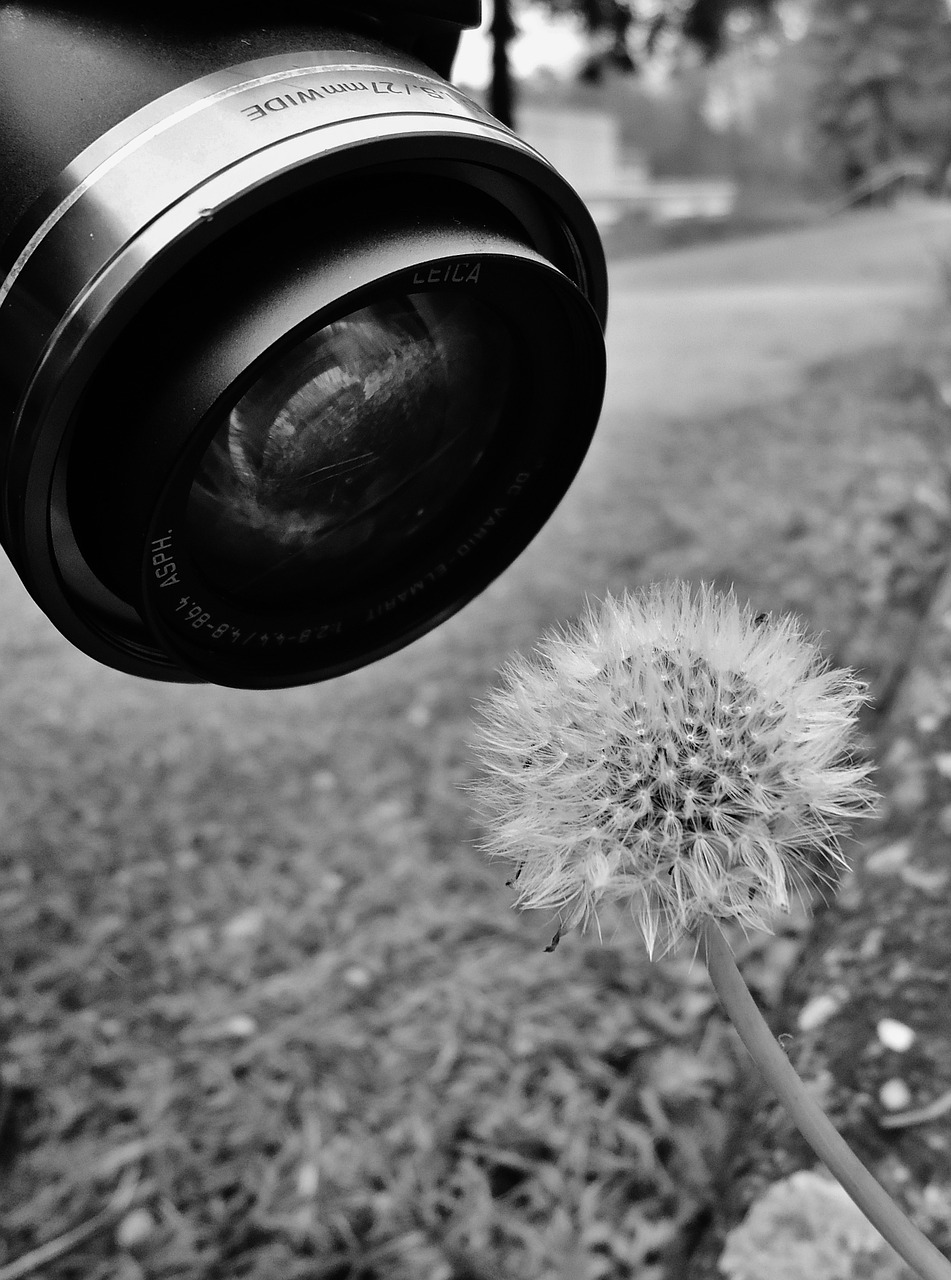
[4,2,951,1278]
[458,0,951,248]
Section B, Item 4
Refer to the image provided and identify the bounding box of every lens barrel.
[0,18,607,688]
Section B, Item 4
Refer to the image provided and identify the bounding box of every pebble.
[877,1018,915,1052]
[858,927,884,960]
[297,1162,320,1197]
[797,992,842,1032]
[320,870,345,895]
[900,864,951,894]
[865,839,911,874]
[223,909,265,941]
[116,1208,155,1249]
[223,1014,258,1038]
[879,1078,913,1111]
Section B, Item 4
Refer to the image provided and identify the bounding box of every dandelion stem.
[700,917,951,1280]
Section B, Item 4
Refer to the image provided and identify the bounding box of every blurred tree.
[490,0,518,125]
[538,0,778,77]
[807,0,951,197]
[487,0,780,128]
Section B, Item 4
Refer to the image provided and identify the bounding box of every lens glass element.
[184,292,512,608]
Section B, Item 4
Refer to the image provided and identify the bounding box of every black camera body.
[0,1,607,688]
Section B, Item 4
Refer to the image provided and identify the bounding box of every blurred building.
[515,104,737,227]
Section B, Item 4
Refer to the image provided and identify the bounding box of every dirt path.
[601,202,951,423]
[543,203,951,564]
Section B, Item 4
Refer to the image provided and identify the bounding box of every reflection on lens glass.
[184,293,513,609]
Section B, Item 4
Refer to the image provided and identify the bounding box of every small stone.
[900,864,951,894]
[877,1018,915,1052]
[890,958,915,984]
[223,1014,258,1038]
[116,1208,155,1249]
[297,1162,320,1197]
[865,840,911,874]
[892,774,927,812]
[858,927,884,960]
[880,1078,913,1111]
[836,877,863,911]
[797,992,842,1032]
[223,909,265,941]
[320,871,345,895]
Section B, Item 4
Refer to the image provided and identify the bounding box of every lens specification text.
[148,533,342,648]
[240,78,453,122]
[148,475,530,640]
[150,534,180,589]
[172,595,339,648]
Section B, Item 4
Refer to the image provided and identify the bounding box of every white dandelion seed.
[470,580,875,958]
[468,582,951,1280]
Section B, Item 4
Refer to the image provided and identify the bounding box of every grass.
[1,636,734,1280]
[3,258,951,1278]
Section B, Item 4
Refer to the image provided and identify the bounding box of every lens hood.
[0,29,607,687]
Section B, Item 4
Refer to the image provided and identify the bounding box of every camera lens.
[185,292,512,610]
[0,40,607,688]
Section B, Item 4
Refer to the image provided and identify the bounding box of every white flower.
[470,582,876,958]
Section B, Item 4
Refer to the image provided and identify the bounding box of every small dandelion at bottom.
[469,580,877,959]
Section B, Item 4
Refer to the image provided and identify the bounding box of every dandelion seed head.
[470,581,877,958]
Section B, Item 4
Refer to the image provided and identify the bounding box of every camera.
[0,1,607,689]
